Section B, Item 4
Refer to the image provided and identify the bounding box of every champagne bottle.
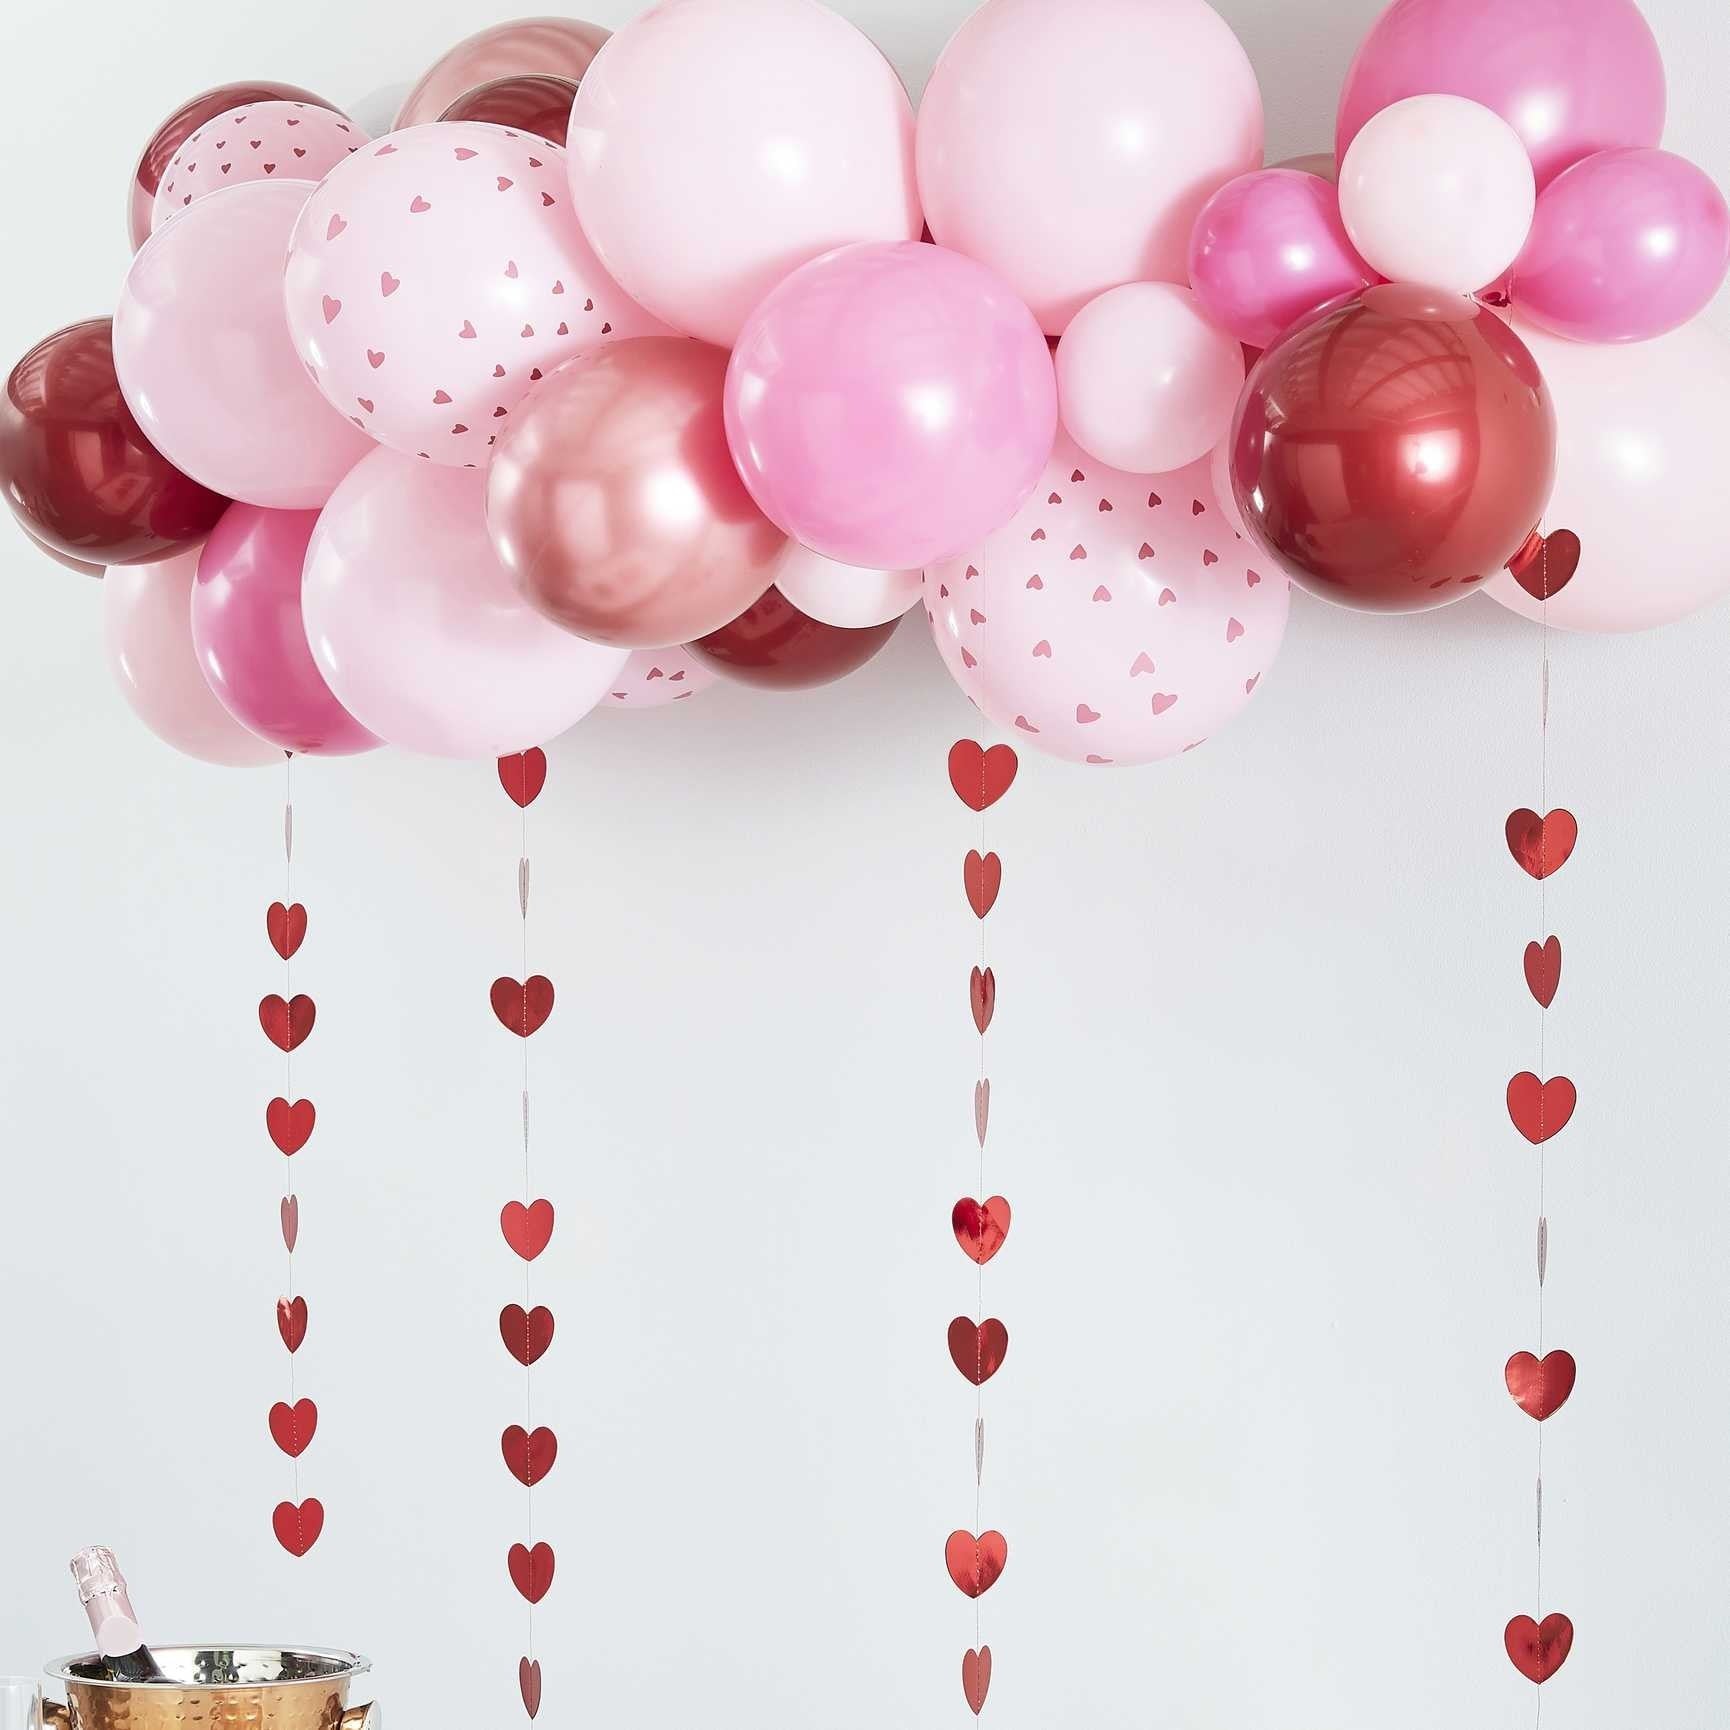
[68,1547,169,1683]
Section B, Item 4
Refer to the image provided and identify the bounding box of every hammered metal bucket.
[42,1647,374,1730]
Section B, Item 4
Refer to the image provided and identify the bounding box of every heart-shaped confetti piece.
[508,1541,555,1604]
[962,1647,992,1716]
[1505,1612,1572,1682]
[492,975,554,1037]
[499,748,548,807]
[1524,937,1562,1009]
[948,740,1019,812]
[277,1295,308,1353]
[964,851,1002,919]
[259,993,316,1051]
[272,1498,324,1557]
[1505,1349,1575,1420]
[948,1317,1009,1385]
[266,1097,316,1155]
[501,1304,555,1366]
[266,901,307,959]
[1507,1072,1576,1145]
[945,1530,1007,1599]
[953,1196,1011,1265]
[501,1198,555,1261]
[1505,809,1577,880]
[502,1424,559,1487]
[269,1398,318,1458]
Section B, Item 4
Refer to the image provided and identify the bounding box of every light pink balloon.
[773,542,921,629]
[917,0,1264,335]
[926,432,1290,765]
[150,102,367,231]
[114,180,375,508]
[105,551,281,766]
[600,646,717,709]
[284,124,664,466]
[1056,283,1244,475]
[302,450,627,757]
[725,241,1057,571]
[567,0,921,348]
[1483,317,1730,633]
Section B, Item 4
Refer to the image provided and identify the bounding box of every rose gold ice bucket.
[42,1647,375,1730]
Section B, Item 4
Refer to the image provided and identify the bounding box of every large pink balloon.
[1336,0,1664,191]
[115,180,375,509]
[1484,317,1730,633]
[303,450,627,757]
[926,432,1290,766]
[284,125,664,467]
[725,242,1057,571]
[1509,149,1730,344]
[106,551,281,766]
[566,0,921,348]
[1188,169,1377,348]
[192,504,380,756]
[395,17,610,128]
[917,0,1264,335]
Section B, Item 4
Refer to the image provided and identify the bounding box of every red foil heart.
[266,1097,316,1154]
[259,994,316,1051]
[1505,1612,1573,1682]
[501,1304,555,1366]
[1524,937,1562,1008]
[276,1295,308,1353]
[518,1658,542,1720]
[266,901,307,960]
[1505,809,1577,880]
[508,1541,555,1605]
[1506,1349,1576,1420]
[501,1198,555,1261]
[498,748,548,808]
[945,1530,1007,1598]
[962,1647,992,1716]
[280,1196,299,1252]
[969,966,997,1035]
[1507,1072,1577,1144]
[492,975,555,1037]
[963,851,1003,919]
[1505,528,1581,602]
[952,1196,1012,1265]
[948,1317,1009,1385]
[948,740,1019,811]
[502,1425,559,1487]
[272,1498,324,1557]
[268,1398,318,1458]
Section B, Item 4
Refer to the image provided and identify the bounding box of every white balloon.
[774,543,921,629]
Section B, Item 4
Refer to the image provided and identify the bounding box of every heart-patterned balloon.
[945,1530,1007,1599]
[948,1317,1009,1385]
[964,850,1003,919]
[1505,809,1578,880]
[1507,1072,1577,1145]
[267,900,308,959]
[948,740,1019,811]
[502,1424,559,1487]
[1504,1612,1573,1682]
[962,1647,992,1716]
[492,975,555,1037]
[1524,936,1562,1008]
[501,1303,555,1365]
[259,993,317,1051]
[272,1498,324,1557]
[508,1541,555,1604]
[276,1295,308,1353]
[952,1196,1012,1265]
[1505,1349,1576,1420]
[269,1398,318,1458]
[600,645,717,709]
[969,966,997,1035]
[498,747,548,808]
[501,1198,555,1261]
[266,1097,316,1154]
[153,103,363,231]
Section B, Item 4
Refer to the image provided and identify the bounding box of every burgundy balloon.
[128,81,340,248]
[1,318,227,567]
[438,75,577,145]
[689,585,900,690]
[1228,284,1556,613]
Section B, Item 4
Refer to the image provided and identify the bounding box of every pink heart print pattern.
[283,122,667,467]
[600,645,717,709]
[151,103,367,232]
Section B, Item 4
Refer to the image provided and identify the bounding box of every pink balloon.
[395,17,610,128]
[917,0,1264,335]
[105,551,282,766]
[1337,0,1664,191]
[1484,317,1730,633]
[192,504,380,756]
[725,242,1056,571]
[1188,169,1377,348]
[303,450,627,757]
[1509,149,1730,344]
[150,102,367,232]
[600,647,717,710]
[567,0,921,348]
[114,180,375,509]
[284,125,664,466]
[773,542,921,629]
[926,432,1290,766]
[1055,283,1244,475]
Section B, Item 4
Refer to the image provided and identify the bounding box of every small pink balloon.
[285,125,665,467]
[150,102,367,232]
[303,450,627,757]
[1188,169,1377,348]
[926,431,1290,766]
[773,542,921,629]
[192,504,380,756]
[106,551,282,766]
[1056,283,1244,475]
[1509,149,1730,344]
[601,647,717,710]
[114,180,375,509]
[395,16,610,128]
[725,241,1056,571]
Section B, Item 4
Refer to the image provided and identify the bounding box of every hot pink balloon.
[302,450,627,757]
[601,647,717,710]
[395,17,610,128]
[725,241,1056,571]
[192,504,379,756]
[926,432,1290,766]
[114,180,375,509]
[284,124,665,466]
[150,102,367,232]
[106,551,282,766]
[1336,0,1665,191]
[566,0,921,348]
[1188,169,1378,348]
[1509,149,1730,344]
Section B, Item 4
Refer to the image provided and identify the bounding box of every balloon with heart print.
[283,123,667,467]
[150,102,367,232]
[601,647,717,710]
[926,431,1290,766]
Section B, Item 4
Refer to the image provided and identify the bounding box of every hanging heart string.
[946,738,1018,1717]
[264,753,322,1557]
[497,747,556,1722]
[1503,533,1577,1697]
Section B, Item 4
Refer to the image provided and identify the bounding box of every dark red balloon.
[128,81,341,249]
[1,319,228,567]
[689,585,899,690]
[439,75,578,145]
[1228,284,1556,613]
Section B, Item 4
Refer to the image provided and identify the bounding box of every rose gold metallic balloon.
[395,17,608,129]
[487,338,787,649]
[438,75,577,145]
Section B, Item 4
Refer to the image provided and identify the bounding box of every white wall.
[2,1,1728,1726]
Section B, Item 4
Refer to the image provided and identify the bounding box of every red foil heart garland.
[1505,1613,1574,1682]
